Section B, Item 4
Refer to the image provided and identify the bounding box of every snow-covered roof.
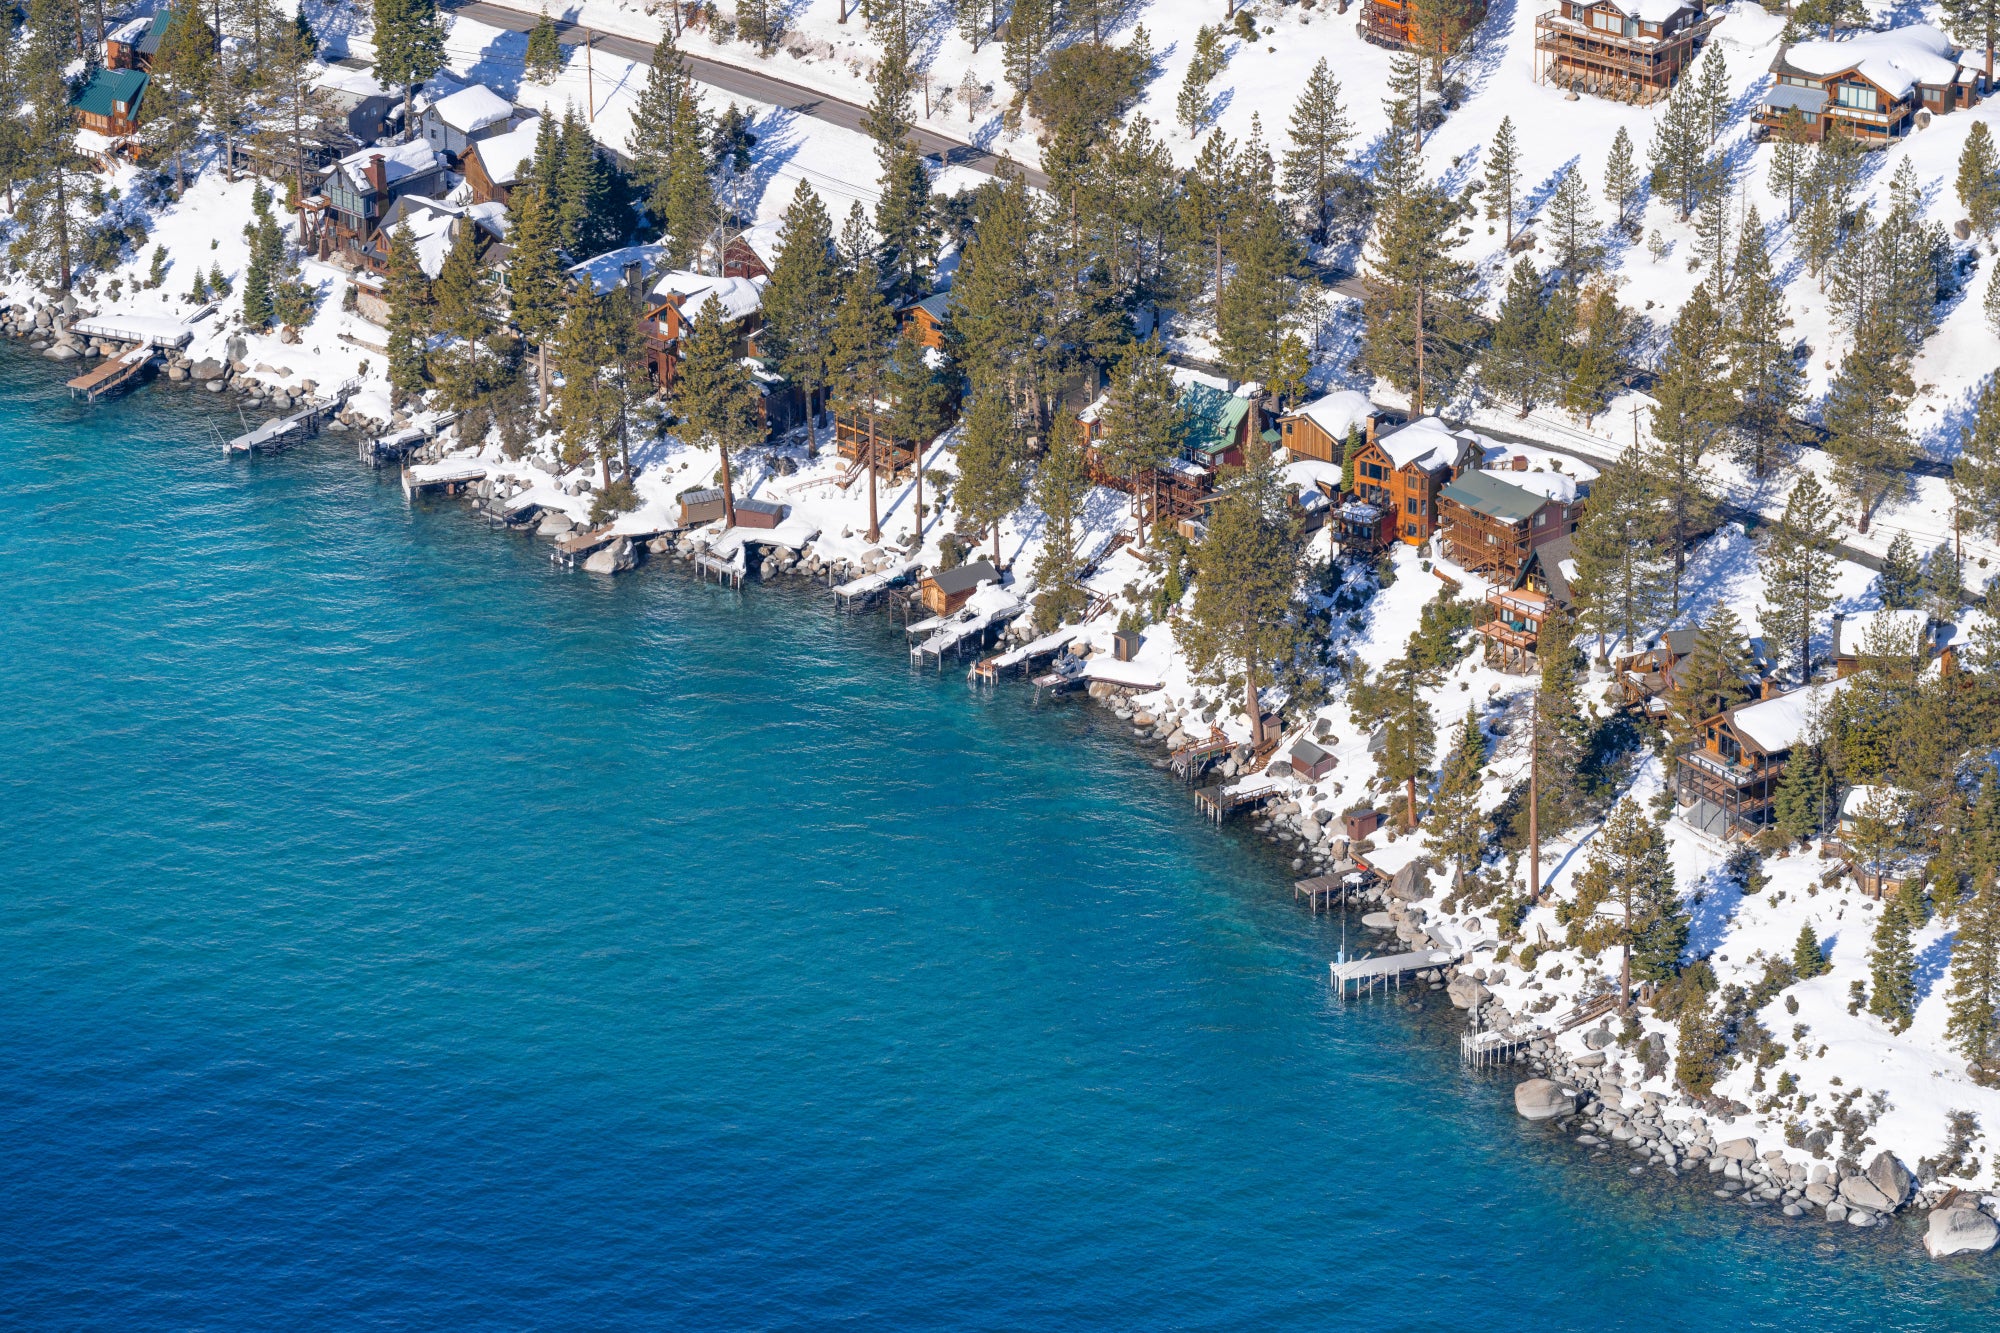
[106,16,150,44]
[1376,416,1469,472]
[1731,678,1850,754]
[384,201,459,279]
[566,243,669,296]
[430,83,515,135]
[1839,785,1907,820]
[336,138,444,187]
[316,65,395,101]
[1290,390,1373,441]
[1593,0,1697,22]
[1498,468,1579,505]
[469,117,541,187]
[653,272,767,323]
[1282,458,1344,498]
[1834,609,1930,658]
[1778,26,1960,99]
[734,219,785,271]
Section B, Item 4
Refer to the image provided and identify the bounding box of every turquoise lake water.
[2,348,1995,1329]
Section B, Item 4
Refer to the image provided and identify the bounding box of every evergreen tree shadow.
[1684,858,1745,959]
[1922,370,1994,463]
[730,107,806,220]
[1914,929,1956,1005]
[1450,0,1519,101]
[461,29,531,100]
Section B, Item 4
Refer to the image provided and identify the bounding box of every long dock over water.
[66,347,154,401]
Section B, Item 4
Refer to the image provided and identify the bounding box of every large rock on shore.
[1717,1137,1758,1161]
[1925,1207,1999,1258]
[1514,1079,1575,1121]
[189,358,226,381]
[1838,1173,1895,1213]
[1446,974,1490,1010]
[1865,1151,1912,1209]
[584,536,635,575]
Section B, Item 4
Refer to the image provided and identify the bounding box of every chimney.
[1761,675,1779,700]
[366,153,387,195]
[623,260,644,308]
[1831,612,1845,658]
[1364,414,1377,446]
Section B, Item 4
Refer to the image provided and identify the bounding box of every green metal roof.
[73,68,147,119]
[1438,468,1549,523]
[1180,384,1248,458]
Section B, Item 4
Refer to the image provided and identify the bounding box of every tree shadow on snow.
[461,30,531,101]
[1915,930,1957,1005]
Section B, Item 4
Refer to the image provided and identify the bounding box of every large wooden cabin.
[1436,468,1585,581]
[1349,416,1474,546]
[1674,679,1848,839]
[1532,0,1720,104]
[1756,25,1985,144]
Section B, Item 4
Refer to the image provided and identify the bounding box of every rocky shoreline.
[12,304,1995,1264]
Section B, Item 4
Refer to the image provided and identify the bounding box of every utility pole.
[1528,690,1540,905]
[585,29,594,122]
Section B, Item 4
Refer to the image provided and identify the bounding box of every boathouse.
[733,498,785,530]
[1289,738,1336,781]
[920,559,999,616]
[680,488,728,526]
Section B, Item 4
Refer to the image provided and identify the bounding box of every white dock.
[911,597,1021,669]
[402,460,486,496]
[224,378,361,455]
[833,559,920,610]
[71,307,211,350]
[1329,946,1459,997]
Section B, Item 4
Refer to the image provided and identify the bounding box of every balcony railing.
[1678,748,1768,787]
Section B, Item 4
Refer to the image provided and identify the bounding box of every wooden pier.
[1294,870,1368,914]
[1460,992,1618,1067]
[66,346,154,401]
[225,378,361,455]
[401,460,486,497]
[1193,779,1280,824]
[361,410,458,467]
[1329,946,1460,999]
[1031,657,1086,701]
[1170,727,1233,784]
[551,525,615,568]
[696,549,745,587]
[832,559,919,611]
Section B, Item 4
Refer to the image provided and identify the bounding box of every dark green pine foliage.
[660,90,716,269]
[1483,115,1520,245]
[1773,739,1833,843]
[1868,893,1918,1032]
[1362,172,1478,415]
[675,293,764,522]
[1954,378,2000,542]
[1533,603,1593,836]
[508,177,568,408]
[1725,206,1802,477]
[1095,339,1182,537]
[372,0,446,131]
[1545,166,1602,275]
[1030,428,1090,629]
[758,181,839,451]
[948,175,1042,418]
[626,31,691,226]
[1485,257,1543,414]
[383,220,433,404]
[1794,923,1831,979]
[1947,872,2000,1084]
[874,147,935,297]
[1760,471,1839,681]
[1281,57,1353,244]
[954,390,1026,564]
[1647,68,1712,221]
[1676,996,1727,1096]
[1338,426,1364,493]
[1216,199,1296,385]
[555,107,623,259]
[1876,531,1924,609]
[884,332,949,541]
[1376,655,1437,831]
[1427,706,1487,887]
[829,258,896,539]
[524,7,563,81]
[1822,315,1916,530]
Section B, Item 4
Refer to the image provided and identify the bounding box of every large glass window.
[1836,82,1877,111]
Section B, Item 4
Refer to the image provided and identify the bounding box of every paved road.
[443,0,1048,189]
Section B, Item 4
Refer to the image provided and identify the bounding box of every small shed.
[679,487,727,526]
[1290,738,1336,781]
[1343,807,1381,840]
[734,498,784,530]
[1113,629,1143,662]
[920,558,998,616]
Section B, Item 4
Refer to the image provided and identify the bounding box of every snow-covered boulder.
[1717,1138,1758,1161]
[1514,1079,1575,1122]
[1925,1207,1999,1258]
[584,536,636,575]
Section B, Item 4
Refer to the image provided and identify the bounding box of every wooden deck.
[66,348,153,401]
[1193,779,1280,824]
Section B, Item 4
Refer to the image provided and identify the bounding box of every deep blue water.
[1,349,1993,1331]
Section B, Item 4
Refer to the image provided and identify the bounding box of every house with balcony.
[1675,679,1850,839]
[312,140,450,264]
[1360,0,1487,52]
[1475,533,1574,671]
[1436,467,1585,582]
[1075,372,1252,530]
[1533,0,1720,104]
[1346,416,1475,546]
[1756,25,1985,144]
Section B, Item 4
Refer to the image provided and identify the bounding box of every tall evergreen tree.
[1761,471,1839,681]
[1868,892,1918,1032]
[1483,115,1521,246]
[1648,71,1712,221]
[554,288,639,484]
[1002,0,1055,106]
[626,31,692,225]
[1175,23,1227,136]
[1545,165,1602,275]
[1774,736,1833,843]
[1667,603,1755,746]
[954,390,1025,565]
[1691,45,1730,146]
[1216,201,1296,384]
[1958,120,2000,236]
[382,219,433,404]
[830,258,896,542]
[1564,798,1685,1005]
[1940,0,2000,84]
[1428,706,1487,885]
[676,293,763,527]
[1484,257,1543,414]
[758,181,839,453]
[1532,603,1593,837]
[1823,316,1916,530]
[1726,207,1802,477]
[1282,58,1352,244]
[1183,440,1303,750]
[143,2,216,192]
[1946,873,2000,1084]
[874,148,935,296]
[1603,125,1638,232]
[861,24,916,170]
[1794,923,1831,979]
[1029,428,1089,627]
[1363,175,1477,414]
[884,333,948,546]
[372,0,445,135]
[949,174,1043,422]
[507,178,567,409]
[1571,452,1669,655]
[1953,378,2000,542]
[1376,655,1437,831]
[430,221,503,411]
[1096,340,1181,543]
[556,107,623,258]
[523,6,563,80]
[1876,531,1924,609]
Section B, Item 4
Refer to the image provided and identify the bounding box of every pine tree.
[1987,263,2000,339]
[954,390,1025,564]
[1761,471,1839,681]
[1692,45,1730,147]
[382,220,433,404]
[1216,202,1296,384]
[830,257,896,542]
[1925,542,1966,622]
[1603,125,1638,232]
[658,91,716,268]
[1183,439,1303,750]
[1030,428,1090,628]
[1946,874,2000,1083]
[626,31,692,226]
[1876,531,1924,609]
[862,24,916,169]
[1376,655,1437,830]
[1532,603,1593,836]
[524,7,563,80]
[1096,340,1181,541]
[1768,110,1811,222]
[143,2,216,193]
[1363,175,1478,414]
[885,333,947,546]
[676,293,763,525]
[508,179,567,409]
[1282,58,1352,244]
[1667,602,1755,744]
[553,288,639,483]
[1959,121,2000,237]
[874,147,935,296]
[1483,115,1520,246]
[1484,257,1543,414]
[1565,279,1630,425]
[1823,316,1916,530]
[1339,426,1364,494]
[1794,923,1831,979]
[759,181,839,453]
[1547,166,1603,276]
[241,215,276,330]
[1675,996,1727,1096]
[1940,0,2000,87]
[1428,706,1487,886]
[949,174,1043,421]
[1002,0,1055,106]
[430,222,501,411]
[373,0,446,134]
[556,107,622,259]
[1175,23,1227,136]
[1773,736,1832,843]
[1954,379,2000,542]
[1565,799,1685,1003]
[1726,207,1802,478]
[1648,72,1712,221]
[1571,452,1670,656]
[1868,893,1918,1032]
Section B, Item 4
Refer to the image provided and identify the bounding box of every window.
[1835,82,1877,111]
[1590,8,1620,31]
[1406,497,1419,514]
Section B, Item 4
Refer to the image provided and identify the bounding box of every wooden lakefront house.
[1756,25,1985,144]
[1076,376,1269,531]
[1360,0,1488,51]
[311,141,450,264]
[1348,417,1475,546]
[1475,532,1575,671]
[1675,680,1847,839]
[1532,0,1721,104]
[463,118,542,206]
[919,559,1000,616]
[1436,467,1585,582]
[72,67,148,136]
[896,292,951,352]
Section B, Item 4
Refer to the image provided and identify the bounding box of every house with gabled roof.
[1532,0,1720,104]
[464,116,542,206]
[312,139,450,264]
[72,67,148,137]
[1278,390,1377,465]
[420,84,520,160]
[1675,678,1851,839]
[1436,466,1586,581]
[1345,416,1475,546]
[1756,25,1985,143]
